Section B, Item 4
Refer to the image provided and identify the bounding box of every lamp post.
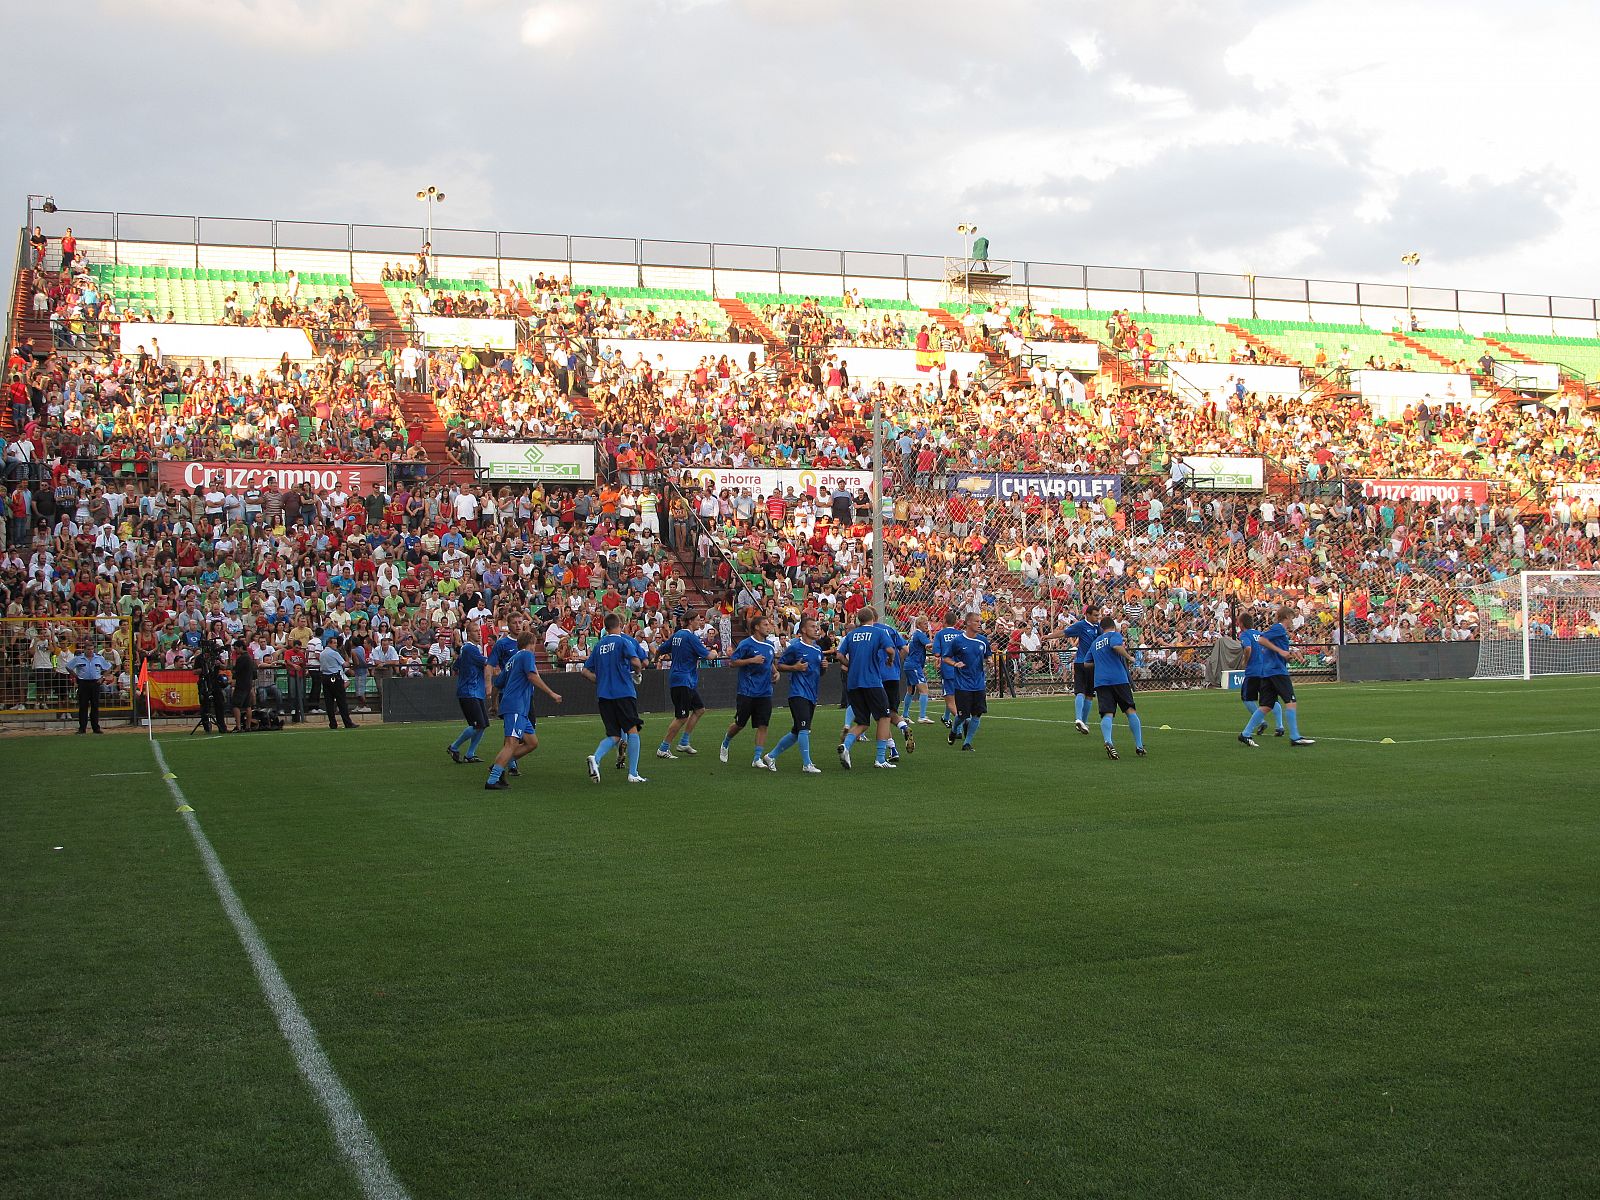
[416,185,445,268]
[1401,252,1420,328]
[955,222,977,302]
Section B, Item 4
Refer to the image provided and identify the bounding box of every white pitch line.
[150,740,411,1200]
[984,714,1600,746]
[91,770,152,777]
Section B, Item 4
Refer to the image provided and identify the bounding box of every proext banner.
[471,442,596,482]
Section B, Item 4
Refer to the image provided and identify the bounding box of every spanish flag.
[147,669,201,713]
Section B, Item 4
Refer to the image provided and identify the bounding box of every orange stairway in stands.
[353,282,402,333]
[715,297,794,376]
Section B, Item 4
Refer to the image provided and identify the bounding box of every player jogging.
[877,617,915,759]
[582,613,650,783]
[837,606,898,770]
[1061,606,1101,735]
[944,612,992,752]
[486,617,527,774]
[721,614,778,768]
[901,617,936,723]
[485,632,564,789]
[1237,609,1285,737]
[1240,604,1315,747]
[447,635,490,764]
[656,620,712,759]
[931,611,962,729]
[1090,615,1145,761]
[762,615,826,774]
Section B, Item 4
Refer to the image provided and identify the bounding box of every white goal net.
[1468,571,1600,679]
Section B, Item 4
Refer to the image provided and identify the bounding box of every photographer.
[230,639,257,732]
[192,637,229,733]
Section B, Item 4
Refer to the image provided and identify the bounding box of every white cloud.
[520,1,597,47]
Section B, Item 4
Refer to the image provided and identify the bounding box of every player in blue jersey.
[1237,609,1285,738]
[1060,606,1102,735]
[581,613,650,783]
[486,616,528,776]
[944,612,993,751]
[447,634,491,764]
[930,611,963,729]
[900,617,936,724]
[837,607,898,769]
[762,616,826,774]
[655,620,713,759]
[721,614,779,768]
[484,632,565,788]
[1089,615,1145,761]
[1240,604,1315,747]
[874,618,915,760]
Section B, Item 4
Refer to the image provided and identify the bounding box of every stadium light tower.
[25,194,57,225]
[416,185,446,247]
[1401,252,1421,322]
[956,222,977,262]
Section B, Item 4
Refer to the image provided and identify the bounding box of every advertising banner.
[599,339,765,374]
[1180,456,1266,492]
[683,467,878,496]
[414,316,517,350]
[1162,361,1303,401]
[147,670,200,713]
[1553,482,1600,503]
[948,473,1122,502]
[1029,342,1101,372]
[1352,369,1474,405]
[157,460,390,495]
[1490,358,1561,393]
[470,442,596,482]
[1358,478,1491,503]
[119,322,316,361]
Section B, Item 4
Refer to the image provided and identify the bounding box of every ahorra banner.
[683,467,879,497]
[157,461,390,495]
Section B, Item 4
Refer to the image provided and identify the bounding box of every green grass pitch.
[3,678,1598,1199]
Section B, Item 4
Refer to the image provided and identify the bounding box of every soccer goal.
[1467,571,1600,679]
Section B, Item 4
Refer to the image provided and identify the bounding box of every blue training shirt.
[732,636,776,698]
[779,639,824,703]
[1239,628,1265,679]
[499,648,540,717]
[1063,618,1100,664]
[489,633,518,669]
[659,629,710,688]
[454,642,488,699]
[931,625,962,678]
[948,631,991,692]
[906,629,931,673]
[876,624,906,685]
[1089,630,1131,687]
[1259,623,1292,678]
[840,623,894,691]
[585,633,642,699]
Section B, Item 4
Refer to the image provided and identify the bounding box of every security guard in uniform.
[64,642,112,734]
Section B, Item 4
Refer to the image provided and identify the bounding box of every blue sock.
[1241,694,1255,717]
[754,745,766,764]
[875,738,888,764]
[721,734,731,750]
[1274,702,1285,732]
[659,739,672,753]
[844,731,858,751]
[1100,714,1114,743]
[626,732,641,774]
[963,716,981,746]
[798,730,812,766]
[918,696,928,719]
[466,727,485,757]
[1128,711,1143,750]
[1076,695,1088,723]
[771,732,796,759]
[487,764,503,783]
[595,736,617,761]
[450,727,472,751]
[1243,710,1266,738]
[1285,709,1302,740]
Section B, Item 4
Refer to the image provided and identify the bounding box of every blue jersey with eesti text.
[489,634,518,669]
[779,639,824,703]
[876,624,906,685]
[840,623,895,690]
[1239,628,1265,679]
[658,629,709,688]
[1260,623,1292,678]
[585,634,642,699]
[947,632,991,692]
[1063,618,1099,664]
[499,648,540,717]
[732,637,776,698]
[906,629,931,673]
[931,625,962,679]
[454,641,487,699]
[1090,631,1131,687]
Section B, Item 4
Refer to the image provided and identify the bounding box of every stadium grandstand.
[4,201,1596,719]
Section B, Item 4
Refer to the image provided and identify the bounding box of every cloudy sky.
[2,0,1594,301]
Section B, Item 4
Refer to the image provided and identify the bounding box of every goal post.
[1467,571,1600,680]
